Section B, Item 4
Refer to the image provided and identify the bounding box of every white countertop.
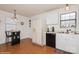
[44,31,79,35]
[44,32,56,34]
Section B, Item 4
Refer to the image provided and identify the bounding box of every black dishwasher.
[46,33,56,48]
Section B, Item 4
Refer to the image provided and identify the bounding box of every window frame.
[60,11,77,28]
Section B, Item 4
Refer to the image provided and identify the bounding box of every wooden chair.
[5,31,12,44]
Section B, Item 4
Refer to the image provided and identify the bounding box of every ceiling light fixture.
[65,4,70,11]
[13,9,18,22]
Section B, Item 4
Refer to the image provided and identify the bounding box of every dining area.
[5,17,21,46]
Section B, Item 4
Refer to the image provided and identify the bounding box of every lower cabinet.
[46,33,56,48]
[56,33,79,53]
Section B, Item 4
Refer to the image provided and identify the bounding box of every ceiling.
[0,4,65,17]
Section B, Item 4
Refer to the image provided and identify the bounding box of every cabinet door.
[56,34,72,52]
[56,34,65,50]
[73,35,79,53]
[62,35,77,53]
[46,33,55,48]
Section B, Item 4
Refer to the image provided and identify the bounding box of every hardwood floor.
[0,38,71,54]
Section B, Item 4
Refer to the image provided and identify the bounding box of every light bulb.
[65,4,70,11]
[14,18,17,22]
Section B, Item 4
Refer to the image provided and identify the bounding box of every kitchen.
[0,4,79,54]
[31,4,79,54]
[0,0,79,59]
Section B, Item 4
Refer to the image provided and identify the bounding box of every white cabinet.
[56,34,68,51]
[73,35,79,53]
[64,35,77,53]
[56,33,79,53]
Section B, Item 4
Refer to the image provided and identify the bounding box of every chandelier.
[13,9,17,22]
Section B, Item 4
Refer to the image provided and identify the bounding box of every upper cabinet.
[46,11,58,25]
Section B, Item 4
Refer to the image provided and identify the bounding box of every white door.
[32,19,42,45]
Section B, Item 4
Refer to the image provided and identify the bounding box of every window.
[5,18,16,31]
[60,12,76,28]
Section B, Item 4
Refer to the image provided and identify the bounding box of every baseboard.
[32,42,45,47]
[0,42,5,45]
[21,37,32,40]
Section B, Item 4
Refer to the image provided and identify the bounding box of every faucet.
[66,29,71,33]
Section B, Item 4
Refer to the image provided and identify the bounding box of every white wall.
[0,10,32,44]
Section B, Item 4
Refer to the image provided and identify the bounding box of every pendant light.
[13,9,17,22]
[14,10,16,19]
[65,4,70,11]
